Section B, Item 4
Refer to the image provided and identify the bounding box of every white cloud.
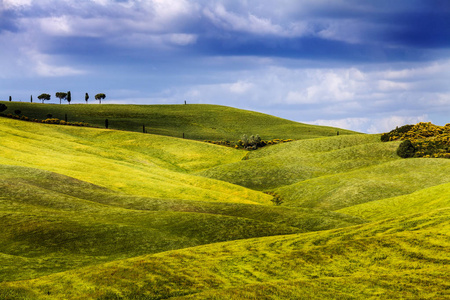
[21,50,86,77]
[228,81,254,94]
[167,33,197,46]
[3,0,32,9]
[366,115,429,134]
[310,115,429,133]
[203,4,286,36]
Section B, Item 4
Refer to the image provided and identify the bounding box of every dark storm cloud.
[1,0,449,133]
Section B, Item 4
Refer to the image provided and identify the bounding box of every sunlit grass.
[338,182,450,221]
[275,158,450,210]
[0,164,364,283]
[1,109,449,299]
[198,134,401,190]
[0,117,270,204]
[0,101,357,141]
[2,208,448,299]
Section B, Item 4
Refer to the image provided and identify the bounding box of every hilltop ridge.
[0,101,357,141]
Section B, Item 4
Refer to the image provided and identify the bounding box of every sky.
[1,0,449,133]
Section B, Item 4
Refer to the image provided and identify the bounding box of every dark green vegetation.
[0,101,354,141]
[382,122,450,158]
[0,104,449,299]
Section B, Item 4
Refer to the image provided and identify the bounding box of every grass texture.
[1,106,449,299]
[0,101,356,141]
[1,208,448,299]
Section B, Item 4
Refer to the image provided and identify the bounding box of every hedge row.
[0,113,91,127]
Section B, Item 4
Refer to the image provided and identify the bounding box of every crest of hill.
[2,208,449,299]
[0,101,357,141]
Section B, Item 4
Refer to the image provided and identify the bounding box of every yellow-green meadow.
[0,102,449,299]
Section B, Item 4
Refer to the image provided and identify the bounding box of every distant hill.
[0,101,357,141]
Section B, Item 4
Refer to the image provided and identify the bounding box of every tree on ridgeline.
[9,96,11,102]
[85,93,89,104]
[67,91,71,104]
[95,93,105,104]
[38,93,51,103]
[30,95,33,103]
[55,92,67,104]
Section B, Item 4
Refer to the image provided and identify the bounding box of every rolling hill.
[1,208,448,299]
[0,104,449,299]
[0,101,356,141]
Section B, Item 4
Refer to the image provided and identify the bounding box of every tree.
[397,140,416,158]
[85,93,89,104]
[55,92,67,104]
[38,93,51,103]
[30,95,33,103]
[95,93,106,104]
[0,104,7,112]
[67,91,71,104]
[9,96,11,102]
[241,134,249,148]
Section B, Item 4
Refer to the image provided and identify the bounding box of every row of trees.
[9,92,106,104]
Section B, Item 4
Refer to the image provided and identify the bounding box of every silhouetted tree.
[95,93,106,104]
[67,91,71,104]
[55,92,67,104]
[85,93,89,104]
[38,93,51,103]
[30,95,33,103]
[9,96,11,102]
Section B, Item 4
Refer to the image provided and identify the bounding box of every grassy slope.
[1,208,448,299]
[0,165,363,282]
[275,158,450,210]
[0,117,270,204]
[0,101,356,141]
[338,182,450,221]
[1,107,449,299]
[197,134,401,190]
[197,134,450,212]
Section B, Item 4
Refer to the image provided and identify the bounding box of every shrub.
[397,140,416,158]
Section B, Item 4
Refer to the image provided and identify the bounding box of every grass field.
[1,208,448,299]
[0,101,356,141]
[1,105,449,299]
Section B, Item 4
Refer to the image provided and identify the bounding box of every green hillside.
[1,208,448,299]
[0,118,364,285]
[1,106,449,299]
[197,134,400,190]
[0,101,356,141]
[0,116,269,204]
[338,182,450,221]
[275,158,450,210]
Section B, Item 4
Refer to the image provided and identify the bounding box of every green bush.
[397,140,416,158]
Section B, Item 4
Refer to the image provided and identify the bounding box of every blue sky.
[1,0,449,133]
